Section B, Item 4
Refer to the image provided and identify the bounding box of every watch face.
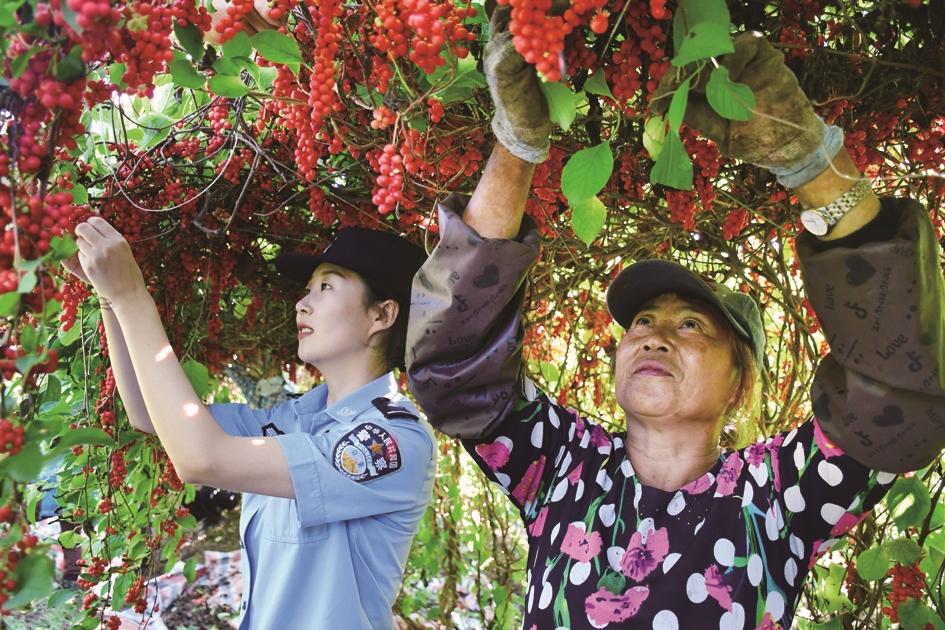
[801,210,829,236]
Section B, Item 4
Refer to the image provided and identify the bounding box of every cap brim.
[606,260,751,341]
[274,251,326,285]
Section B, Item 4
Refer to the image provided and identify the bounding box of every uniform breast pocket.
[261,496,328,544]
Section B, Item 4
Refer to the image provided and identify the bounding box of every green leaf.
[811,619,843,630]
[182,358,211,398]
[3,443,44,483]
[0,4,16,27]
[258,66,278,91]
[540,81,580,132]
[11,46,39,79]
[57,320,81,346]
[6,554,54,609]
[706,65,755,121]
[49,235,79,261]
[672,0,730,45]
[222,31,252,58]
[583,71,614,100]
[55,46,85,82]
[643,116,667,159]
[169,59,205,89]
[58,530,82,549]
[209,74,249,98]
[54,428,114,450]
[19,323,37,353]
[561,142,613,204]
[47,587,78,608]
[252,31,303,74]
[667,76,691,131]
[884,537,923,565]
[538,361,560,383]
[898,599,945,630]
[70,184,88,205]
[571,196,607,246]
[136,112,174,149]
[0,291,20,316]
[17,269,37,294]
[672,22,734,67]
[649,128,693,190]
[174,23,205,60]
[109,62,127,88]
[183,557,198,582]
[855,545,890,581]
[111,572,135,611]
[886,477,932,530]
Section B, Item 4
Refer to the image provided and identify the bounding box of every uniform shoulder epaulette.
[371,397,419,421]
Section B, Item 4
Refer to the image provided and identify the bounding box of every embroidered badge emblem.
[332,423,401,482]
[261,422,285,437]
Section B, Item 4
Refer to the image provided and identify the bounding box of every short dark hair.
[361,282,409,371]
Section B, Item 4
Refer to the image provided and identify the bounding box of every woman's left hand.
[73,217,147,305]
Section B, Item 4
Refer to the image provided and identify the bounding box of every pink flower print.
[755,612,782,629]
[682,472,713,495]
[813,419,845,459]
[567,461,584,485]
[561,523,603,562]
[575,415,587,439]
[590,424,610,448]
[528,506,549,537]
[745,442,767,467]
[619,526,669,581]
[807,539,830,569]
[511,455,546,506]
[584,586,649,625]
[715,452,744,497]
[704,564,733,611]
[475,438,511,471]
[830,510,868,538]
[767,434,784,492]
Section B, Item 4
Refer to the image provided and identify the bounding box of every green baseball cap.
[606,260,765,365]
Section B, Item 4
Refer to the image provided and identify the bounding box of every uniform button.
[240,541,244,549]
[242,601,247,610]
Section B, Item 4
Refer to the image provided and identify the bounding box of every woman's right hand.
[206,0,282,46]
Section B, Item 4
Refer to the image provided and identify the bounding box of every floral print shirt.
[407,197,945,629]
[464,377,894,629]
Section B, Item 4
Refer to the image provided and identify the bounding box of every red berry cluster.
[501,0,609,81]
[60,276,92,332]
[0,420,25,456]
[722,208,750,240]
[109,450,128,489]
[120,1,175,95]
[603,1,670,114]
[306,0,343,126]
[372,143,405,214]
[171,0,211,30]
[427,97,445,123]
[212,0,256,43]
[371,105,397,129]
[882,562,931,624]
[402,0,476,74]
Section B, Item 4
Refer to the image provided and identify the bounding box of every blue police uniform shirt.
[209,372,436,630]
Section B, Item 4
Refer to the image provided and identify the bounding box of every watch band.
[800,177,873,236]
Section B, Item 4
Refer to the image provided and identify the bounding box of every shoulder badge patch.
[261,422,285,437]
[332,423,402,482]
[371,397,419,421]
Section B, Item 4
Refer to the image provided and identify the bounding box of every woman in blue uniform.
[64,226,435,629]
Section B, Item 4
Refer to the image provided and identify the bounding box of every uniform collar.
[295,372,400,423]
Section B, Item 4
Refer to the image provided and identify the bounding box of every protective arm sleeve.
[798,197,945,473]
[406,194,541,439]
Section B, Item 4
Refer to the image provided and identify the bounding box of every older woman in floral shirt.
[406,16,945,630]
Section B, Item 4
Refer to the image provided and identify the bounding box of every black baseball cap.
[606,260,765,365]
[275,227,427,306]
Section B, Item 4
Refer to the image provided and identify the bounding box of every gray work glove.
[485,6,552,164]
[652,32,826,174]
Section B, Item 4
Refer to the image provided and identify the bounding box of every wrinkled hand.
[73,217,147,305]
[206,0,282,47]
[652,33,823,171]
[485,6,552,164]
